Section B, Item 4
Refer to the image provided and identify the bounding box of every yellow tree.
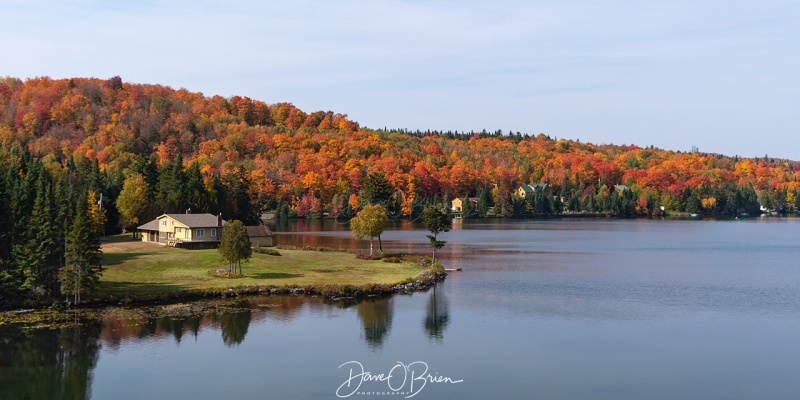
[87,190,107,237]
[350,205,388,256]
[117,173,150,236]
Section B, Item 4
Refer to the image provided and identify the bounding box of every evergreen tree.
[361,172,393,206]
[462,197,478,219]
[19,173,57,294]
[225,167,258,224]
[209,174,230,218]
[156,154,186,213]
[421,206,451,264]
[59,192,103,305]
[0,170,23,306]
[184,163,209,213]
[686,191,701,214]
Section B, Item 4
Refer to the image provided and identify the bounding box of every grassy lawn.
[98,236,423,299]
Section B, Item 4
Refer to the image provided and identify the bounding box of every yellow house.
[451,197,479,213]
[138,213,225,249]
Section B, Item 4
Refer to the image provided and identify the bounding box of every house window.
[170,221,174,226]
[161,220,166,226]
[196,229,205,238]
[177,227,182,233]
[211,228,217,237]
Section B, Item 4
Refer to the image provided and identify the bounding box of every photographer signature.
[337,360,463,398]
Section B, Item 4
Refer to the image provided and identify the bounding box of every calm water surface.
[2,218,800,399]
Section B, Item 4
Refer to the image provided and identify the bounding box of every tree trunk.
[378,235,383,253]
[369,238,374,256]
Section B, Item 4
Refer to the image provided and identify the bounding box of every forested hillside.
[2,76,798,222]
[2,75,800,307]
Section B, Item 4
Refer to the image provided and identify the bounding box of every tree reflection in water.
[423,285,449,343]
[217,302,253,347]
[0,319,101,400]
[356,297,394,350]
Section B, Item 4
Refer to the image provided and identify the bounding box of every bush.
[254,248,281,256]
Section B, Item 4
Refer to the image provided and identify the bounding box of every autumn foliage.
[2,76,800,220]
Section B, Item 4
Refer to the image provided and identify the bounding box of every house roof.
[246,225,274,238]
[138,219,160,231]
[614,185,629,192]
[138,213,226,230]
[520,183,548,193]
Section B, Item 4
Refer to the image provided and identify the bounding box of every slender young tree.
[421,206,451,264]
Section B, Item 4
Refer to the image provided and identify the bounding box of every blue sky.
[2,0,798,159]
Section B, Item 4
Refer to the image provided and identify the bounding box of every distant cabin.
[451,197,479,219]
[516,183,550,198]
[138,213,225,249]
[246,225,275,247]
[613,185,630,193]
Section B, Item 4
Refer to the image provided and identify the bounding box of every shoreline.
[92,261,446,308]
[0,259,446,316]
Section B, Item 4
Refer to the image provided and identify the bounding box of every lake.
[2,218,800,399]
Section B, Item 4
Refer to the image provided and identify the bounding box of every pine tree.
[361,172,393,206]
[60,192,103,305]
[19,173,57,294]
[185,163,209,213]
[421,206,451,264]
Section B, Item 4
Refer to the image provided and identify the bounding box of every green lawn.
[98,238,423,299]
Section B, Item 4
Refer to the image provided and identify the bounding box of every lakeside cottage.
[451,197,479,213]
[138,213,225,249]
[451,197,479,219]
[515,183,550,198]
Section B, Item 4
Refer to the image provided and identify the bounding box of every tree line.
[0,145,263,309]
[0,148,103,307]
[3,76,800,225]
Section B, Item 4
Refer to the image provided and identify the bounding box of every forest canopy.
[1,75,799,224]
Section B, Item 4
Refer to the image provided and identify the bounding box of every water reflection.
[423,285,450,343]
[217,305,252,347]
[356,297,394,350]
[0,320,101,400]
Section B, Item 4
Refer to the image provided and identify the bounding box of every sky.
[2,0,799,159]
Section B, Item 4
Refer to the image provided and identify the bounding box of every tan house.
[246,225,275,247]
[138,213,225,249]
[515,183,550,198]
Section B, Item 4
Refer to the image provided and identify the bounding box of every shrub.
[254,248,281,256]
